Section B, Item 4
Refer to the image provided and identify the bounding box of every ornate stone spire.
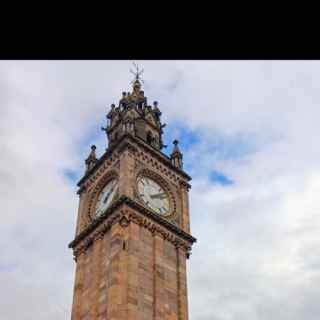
[102,65,166,151]
[85,145,98,172]
[170,140,183,169]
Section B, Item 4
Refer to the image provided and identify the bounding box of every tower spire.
[101,65,166,151]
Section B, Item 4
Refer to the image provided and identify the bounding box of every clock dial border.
[87,171,119,222]
[135,170,177,219]
[137,176,170,216]
[95,178,119,218]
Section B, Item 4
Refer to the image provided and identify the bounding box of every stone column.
[177,247,189,320]
[71,254,84,320]
[153,233,165,320]
[107,223,128,319]
[180,183,190,234]
[118,147,136,199]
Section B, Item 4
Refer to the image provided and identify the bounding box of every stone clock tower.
[69,70,196,320]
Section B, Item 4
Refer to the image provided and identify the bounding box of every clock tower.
[69,69,196,320]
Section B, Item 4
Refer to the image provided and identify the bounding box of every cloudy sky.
[1,61,320,320]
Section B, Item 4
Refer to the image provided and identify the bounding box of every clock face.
[137,176,170,215]
[95,179,118,217]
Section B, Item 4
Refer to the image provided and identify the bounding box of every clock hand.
[103,185,117,204]
[103,192,111,204]
[103,188,114,204]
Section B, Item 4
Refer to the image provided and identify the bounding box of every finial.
[172,140,182,156]
[172,140,181,153]
[171,140,183,169]
[85,145,98,172]
[130,62,144,82]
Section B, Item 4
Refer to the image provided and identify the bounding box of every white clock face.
[137,176,170,215]
[95,179,118,217]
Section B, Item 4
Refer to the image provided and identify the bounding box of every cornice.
[69,195,196,251]
[77,134,191,189]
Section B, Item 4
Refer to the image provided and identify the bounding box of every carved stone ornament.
[119,214,130,228]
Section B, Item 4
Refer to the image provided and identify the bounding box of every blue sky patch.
[63,169,80,183]
[164,122,201,154]
[78,122,106,156]
[66,119,108,185]
[0,262,19,273]
[163,121,257,180]
[209,170,233,186]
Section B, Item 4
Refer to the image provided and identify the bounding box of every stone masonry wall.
[71,217,189,320]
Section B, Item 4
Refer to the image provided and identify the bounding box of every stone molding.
[78,156,120,194]
[69,195,196,260]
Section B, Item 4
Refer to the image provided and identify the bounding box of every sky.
[1,60,320,320]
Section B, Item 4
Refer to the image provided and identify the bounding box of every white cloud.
[0,61,319,319]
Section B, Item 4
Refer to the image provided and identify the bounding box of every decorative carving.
[81,154,120,193]
[122,207,192,252]
[180,180,191,191]
[119,214,130,228]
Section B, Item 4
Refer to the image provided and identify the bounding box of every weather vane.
[130,62,144,84]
